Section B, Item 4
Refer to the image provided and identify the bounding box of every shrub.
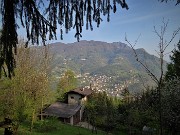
[35,117,60,133]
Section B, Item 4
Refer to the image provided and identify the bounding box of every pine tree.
[165,40,180,80]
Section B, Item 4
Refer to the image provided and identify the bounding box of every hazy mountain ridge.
[50,40,165,93]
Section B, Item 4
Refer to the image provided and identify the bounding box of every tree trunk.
[30,108,35,132]
[3,118,13,135]
[40,98,44,121]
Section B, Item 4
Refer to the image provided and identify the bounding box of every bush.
[35,117,61,133]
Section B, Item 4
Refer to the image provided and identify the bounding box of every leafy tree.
[14,45,53,131]
[85,91,118,134]
[163,40,180,134]
[162,78,180,135]
[117,87,159,134]
[0,43,53,134]
[118,87,134,134]
[165,40,180,80]
[57,69,78,100]
[0,79,15,119]
[104,97,118,134]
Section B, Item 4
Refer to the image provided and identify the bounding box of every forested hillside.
[50,40,166,93]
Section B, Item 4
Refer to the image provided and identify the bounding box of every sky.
[50,0,180,60]
[1,0,180,60]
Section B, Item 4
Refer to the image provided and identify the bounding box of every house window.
[71,96,74,99]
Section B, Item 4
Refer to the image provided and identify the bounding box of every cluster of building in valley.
[77,72,140,97]
[45,71,141,125]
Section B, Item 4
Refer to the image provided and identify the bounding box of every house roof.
[67,87,93,96]
[42,102,81,118]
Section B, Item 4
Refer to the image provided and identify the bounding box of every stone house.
[41,87,92,125]
[67,87,92,105]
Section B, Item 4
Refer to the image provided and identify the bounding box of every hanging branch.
[0,0,129,78]
[23,0,57,45]
[44,0,128,40]
[0,0,18,78]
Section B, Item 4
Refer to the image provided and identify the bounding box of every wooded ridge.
[49,40,166,93]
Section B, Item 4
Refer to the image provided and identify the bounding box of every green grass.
[0,121,104,135]
[0,119,127,135]
[19,124,105,135]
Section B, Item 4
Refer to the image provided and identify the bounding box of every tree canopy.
[165,40,180,80]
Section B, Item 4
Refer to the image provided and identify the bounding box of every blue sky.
[1,0,180,60]
[50,0,179,60]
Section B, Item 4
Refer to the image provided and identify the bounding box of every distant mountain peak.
[49,40,166,93]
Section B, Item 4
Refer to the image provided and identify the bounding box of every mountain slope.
[49,40,165,94]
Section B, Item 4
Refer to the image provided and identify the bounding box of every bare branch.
[163,27,180,51]
[126,19,179,135]
[134,34,141,47]
[125,35,159,84]
[153,26,161,39]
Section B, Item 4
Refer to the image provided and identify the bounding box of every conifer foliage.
[0,0,128,78]
[165,40,180,79]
